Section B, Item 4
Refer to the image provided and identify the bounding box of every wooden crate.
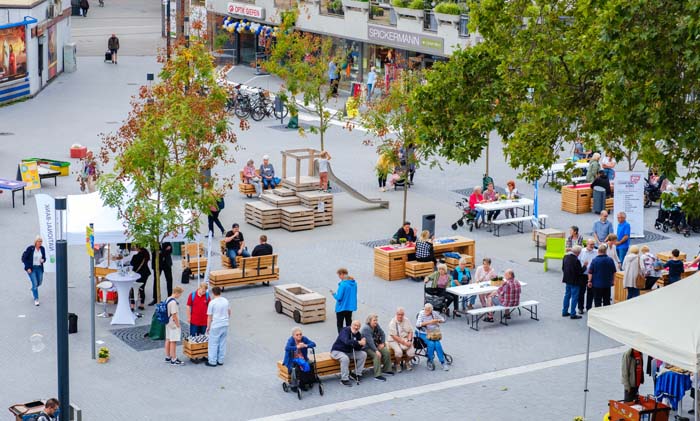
[274,283,326,324]
[183,243,203,258]
[656,251,687,262]
[245,201,281,230]
[281,175,320,192]
[532,228,565,248]
[444,254,472,270]
[280,206,315,232]
[405,261,434,278]
[261,192,301,207]
[273,186,297,197]
[561,184,592,214]
[297,191,334,227]
[374,252,408,281]
[183,339,208,359]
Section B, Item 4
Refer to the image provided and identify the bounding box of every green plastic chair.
[543,237,566,272]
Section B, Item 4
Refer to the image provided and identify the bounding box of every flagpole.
[529,180,544,263]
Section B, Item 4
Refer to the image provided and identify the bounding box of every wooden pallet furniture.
[532,228,565,248]
[589,196,614,213]
[181,242,207,277]
[261,192,302,207]
[209,254,279,288]
[374,236,476,281]
[405,261,434,279]
[656,251,687,262]
[183,338,208,359]
[239,169,260,198]
[561,184,592,214]
[245,201,282,230]
[297,191,334,227]
[276,349,394,382]
[273,283,326,324]
[280,205,315,232]
[443,254,473,270]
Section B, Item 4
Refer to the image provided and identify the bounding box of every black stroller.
[451,197,476,232]
[424,285,453,317]
[282,347,324,400]
[654,206,690,237]
[644,175,666,208]
[411,330,454,371]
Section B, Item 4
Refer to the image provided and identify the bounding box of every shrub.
[434,2,462,15]
[407,0,424,9]
[391,0,407,7]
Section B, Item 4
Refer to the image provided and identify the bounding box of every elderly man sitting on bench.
[330,320,367,387]
[483,269,521,323]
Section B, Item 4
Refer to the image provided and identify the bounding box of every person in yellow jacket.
[376,152,392,192]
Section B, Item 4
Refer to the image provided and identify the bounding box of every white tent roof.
[66,192,193,246]
[587,274,700,372]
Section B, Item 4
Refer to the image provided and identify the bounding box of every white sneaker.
[34,300,40,306]
[442,363,450,371]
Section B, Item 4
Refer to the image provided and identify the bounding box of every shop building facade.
[0,0,73,104]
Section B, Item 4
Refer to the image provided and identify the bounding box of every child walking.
[319,151,331,192]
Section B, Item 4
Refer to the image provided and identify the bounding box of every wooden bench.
[467,300,540,331]
[405,261,434,279]
[209,254,279,289]
[182,243,206,277]
[491,215,548,237]
[276,348,395,382]
[239,169,260,198]
[443,254,473,270]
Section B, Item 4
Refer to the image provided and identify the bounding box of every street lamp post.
[166,0,171,60]
[55,197,69,421]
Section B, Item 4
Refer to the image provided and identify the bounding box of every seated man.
[591,170,612,198]
[392,221,416,244]
[484,268,521,323]
[387,307,415,372]
[330,320,367,387]
[224,223,250,268]
[251,235,273,257]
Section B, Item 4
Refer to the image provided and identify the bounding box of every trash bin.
[172,242,182,256]
[68,313,78,334]
[422,214,436,237]
[592,186,606,214]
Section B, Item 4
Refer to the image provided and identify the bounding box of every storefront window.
[213,23,237,66]
[321,0,344,16]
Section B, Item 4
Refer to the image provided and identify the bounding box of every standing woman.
[376,152,391,192]
[331,268,357,333]
[621,245,641,299]
[22,236,46,306]
[78,150,99,193]
[80,0,89,16]
[129,245,151,311]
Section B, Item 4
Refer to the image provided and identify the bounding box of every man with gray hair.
[330,320,367,386]
[587,244,617,307]
[562,245,586,319]
[387,307,415,373]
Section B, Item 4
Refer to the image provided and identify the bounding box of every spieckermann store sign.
[367,25,444,55]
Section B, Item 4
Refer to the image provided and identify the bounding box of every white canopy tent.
[584,274,700,419]
[66,192,194,245]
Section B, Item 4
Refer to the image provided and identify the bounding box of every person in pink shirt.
[468,186,486,228]
[243,159,262,197]
[482,182,501,222]
[473,257,497,309]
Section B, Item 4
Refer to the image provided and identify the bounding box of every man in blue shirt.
[592,210,614,246]
[616,212,631,262]
[587,244,617,307]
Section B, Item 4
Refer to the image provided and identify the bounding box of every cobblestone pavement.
[1,12,698,421]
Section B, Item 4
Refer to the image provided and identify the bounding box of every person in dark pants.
[622,348,644,402]
[148,242,173,305]
[562,246,586,319]
[331,268,357,333]
[251,235,273,256]
[129,245,151,311]
[107,34,119,64]
[587,244,617,307]
[80,0,89,16]
[207,197,225,236]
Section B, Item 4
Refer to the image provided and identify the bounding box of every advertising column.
[613,172,645,238]
[0,23,30,104]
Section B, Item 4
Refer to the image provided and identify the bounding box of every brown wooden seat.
[209,254,279,288]
[239,169,260,198]
[276,348,394,382]
[405,261,434,279]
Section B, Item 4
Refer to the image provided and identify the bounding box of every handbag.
[426,329,442,341]
[635,256,647,289]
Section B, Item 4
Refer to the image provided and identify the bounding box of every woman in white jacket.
[621,245,641,300]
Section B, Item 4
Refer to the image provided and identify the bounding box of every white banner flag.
[35,194,57,272]
[613,172,645,238]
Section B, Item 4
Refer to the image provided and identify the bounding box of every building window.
[458,14,469,37]
[423,10,437,32]
[369,0,392,25]
[321,0,345,16]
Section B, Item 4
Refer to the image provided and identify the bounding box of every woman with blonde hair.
[639,245,662,290]
[605,234,621,270]
[415,230,435,266]
[621,245,642,299]
[21,236,46,306]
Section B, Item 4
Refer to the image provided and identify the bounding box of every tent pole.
[583,327,591,420]
[695,371,698,421]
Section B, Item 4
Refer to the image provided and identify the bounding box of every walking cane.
[351,347,360,385]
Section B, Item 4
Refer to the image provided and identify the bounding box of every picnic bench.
[466,300,540,331]
[209,254,279,289]
[491,214,548,237]
[276,348,396,382]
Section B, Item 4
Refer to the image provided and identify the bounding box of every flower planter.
[97,357,109,364]
[392,6,424,19]
[434,12,460,25]
[342,0,369,10]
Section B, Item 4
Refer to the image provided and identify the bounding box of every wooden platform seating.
[274,283,326,324]
[182,242,206,277]
[276,348,395,382]
[209,254,279,288]
[405,261,434,279]
[239,169,279,197]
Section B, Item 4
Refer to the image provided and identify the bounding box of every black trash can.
[422,214,436,237]
[68,313,78,334]
[592,186,606,214]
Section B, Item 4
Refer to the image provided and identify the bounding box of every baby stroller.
[424,285,452,317]
[282,347,324,400]
[644,175,665,208]
[451,197,476,232]
[655,206,690,237]
[411,330,453,371]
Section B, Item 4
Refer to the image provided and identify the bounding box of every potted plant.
[392,0,425,18]
[97,347,110,363]
[328,0,343,14]
[370,4,384,16]
[342,0,369,11]
[490,275,504,286]
[433,1,463,24]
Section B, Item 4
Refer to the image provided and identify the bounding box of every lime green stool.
[543,237,566,271]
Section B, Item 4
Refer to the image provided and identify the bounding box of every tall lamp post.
[55,197,69,421]
[166,0,171,60]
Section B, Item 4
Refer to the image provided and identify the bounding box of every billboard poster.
[48,25,58,80]
[613,171,645,238]
[0,25,28,85]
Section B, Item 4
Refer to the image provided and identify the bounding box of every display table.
[106,271,140,325]
[0,178,26,208]
[447,281,527,299]
[373,236,475,281]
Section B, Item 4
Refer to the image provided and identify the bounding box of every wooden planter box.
[532,228,565,248]
[561,183,592,214]
[245,201,282,230]
[274,283,326,324]
[183,339,208,359]
[393,6,424,19]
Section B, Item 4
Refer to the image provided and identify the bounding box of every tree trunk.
[485,140,490,176]
[154,248,161,302]
[319,107,325,151]
[402,167,408,224]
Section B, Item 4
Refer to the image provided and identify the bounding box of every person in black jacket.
[391,221,416,244]
[129,245,151,311]
[562,245,587,319]
[330,320,367,387]
[149,242,173,305]
[21,236,46,306]
[251,235,273,256]
[591,170,612,198]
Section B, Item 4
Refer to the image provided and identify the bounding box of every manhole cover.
[630,230,669,245]
[0,132,14,136]
[361,239,391,248]
[112,322,190,352]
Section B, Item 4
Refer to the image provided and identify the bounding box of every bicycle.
[250,90,289,121]
[226,85,253,119]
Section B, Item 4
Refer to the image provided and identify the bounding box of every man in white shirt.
[206,286,231,367]
[576,239,597,315]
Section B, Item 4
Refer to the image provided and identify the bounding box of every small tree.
[264,11,343,151]
[99,40,238,302]
[361,69,424,224]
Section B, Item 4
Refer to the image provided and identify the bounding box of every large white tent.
[584,274,700,419]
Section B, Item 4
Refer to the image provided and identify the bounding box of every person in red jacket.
[187,283,211,337]
[468,186,486,228]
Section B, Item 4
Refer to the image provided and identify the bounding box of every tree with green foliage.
[99,41,238,302]
[264,11,343,151]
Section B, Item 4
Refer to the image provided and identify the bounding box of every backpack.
[190,291,210,305]
[216,197,225,210]
[155,298,176,325]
